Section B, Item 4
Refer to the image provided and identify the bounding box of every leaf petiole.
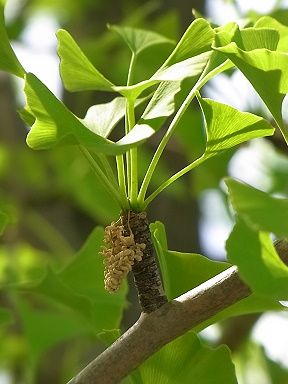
[78,145,124,208]
[143,156,204,208]
[116,155,129,210]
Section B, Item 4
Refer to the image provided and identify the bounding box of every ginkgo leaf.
[150,221,283,325]
[108,24,175,55]
[225,178,288,238]
[213,44,288,140]
[82,96,147,138]
[226,218,288,300]
[82,97,127,138]
[141,81,182,121]
[57,29,115,92]
[115,51,212,100]
[57,18,214,100]
[115,18,215,100]
[255,16,288,52]
[202,22,280,92]
[197,96,274,160]
[232,27,279,51]
[0,5,25,77]
[160,18,215,65]
[137,332,237,384]
[24,73,155,154]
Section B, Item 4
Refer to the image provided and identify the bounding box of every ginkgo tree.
[1,3,288,383]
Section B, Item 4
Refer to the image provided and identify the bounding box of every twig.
[67,240,288,384]
[122,211,168,313]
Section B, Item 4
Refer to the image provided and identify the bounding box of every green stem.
[143,156,205,209]
[127,99,138,207]
[280,127,288,146]
[137,59,231,207]
[96,153,118,189]
[137,84,199,205]
[127,53,136,86]
[125,52,138,208]
[116,155,129,210]
[78,145,123,208]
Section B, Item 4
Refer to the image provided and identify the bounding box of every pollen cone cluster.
[101,220,146,293]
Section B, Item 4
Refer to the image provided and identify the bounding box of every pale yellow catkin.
[101,221,146,293]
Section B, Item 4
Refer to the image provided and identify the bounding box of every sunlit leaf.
[141,81,182,120]
[58,18,214,100]
[225,178,288,238]
[226,219,288,300]
[115,18,215,100]
[24,74,155,154]
[18,107,35,127]
[82,96,147,138]
[255,16,288,52]
[214,43,288,138]
[82,97,126,138]
[198,96,274,160]
[232,27,279,51]
[137,332,237,384]
[131,81,183,136]
[115,51,211,100]
[0,5,25,77]
[108,24,175,55]
[160,18,214,65]
[57,29,115,92]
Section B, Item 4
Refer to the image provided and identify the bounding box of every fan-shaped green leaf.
[214,22,280,52]
[255,16,288,52]
[57,29,114,92]
[226,219,288,300]
[214,44,288,140]
[225,178,288,238]
[138,332,237,384]
[108,24,175,55]
[198,96,274,160]
[151,221,283,329]
[141,81,182,120]
[24,74,155,154]
[160,18,214,65]
[82,95,147,138]
[0,5,25,77]
[82,97,127,138]
[115,51,211,100]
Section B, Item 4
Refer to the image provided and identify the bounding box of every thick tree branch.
[68,240,288,384]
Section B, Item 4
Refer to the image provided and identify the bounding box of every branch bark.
[68,240,288,384]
